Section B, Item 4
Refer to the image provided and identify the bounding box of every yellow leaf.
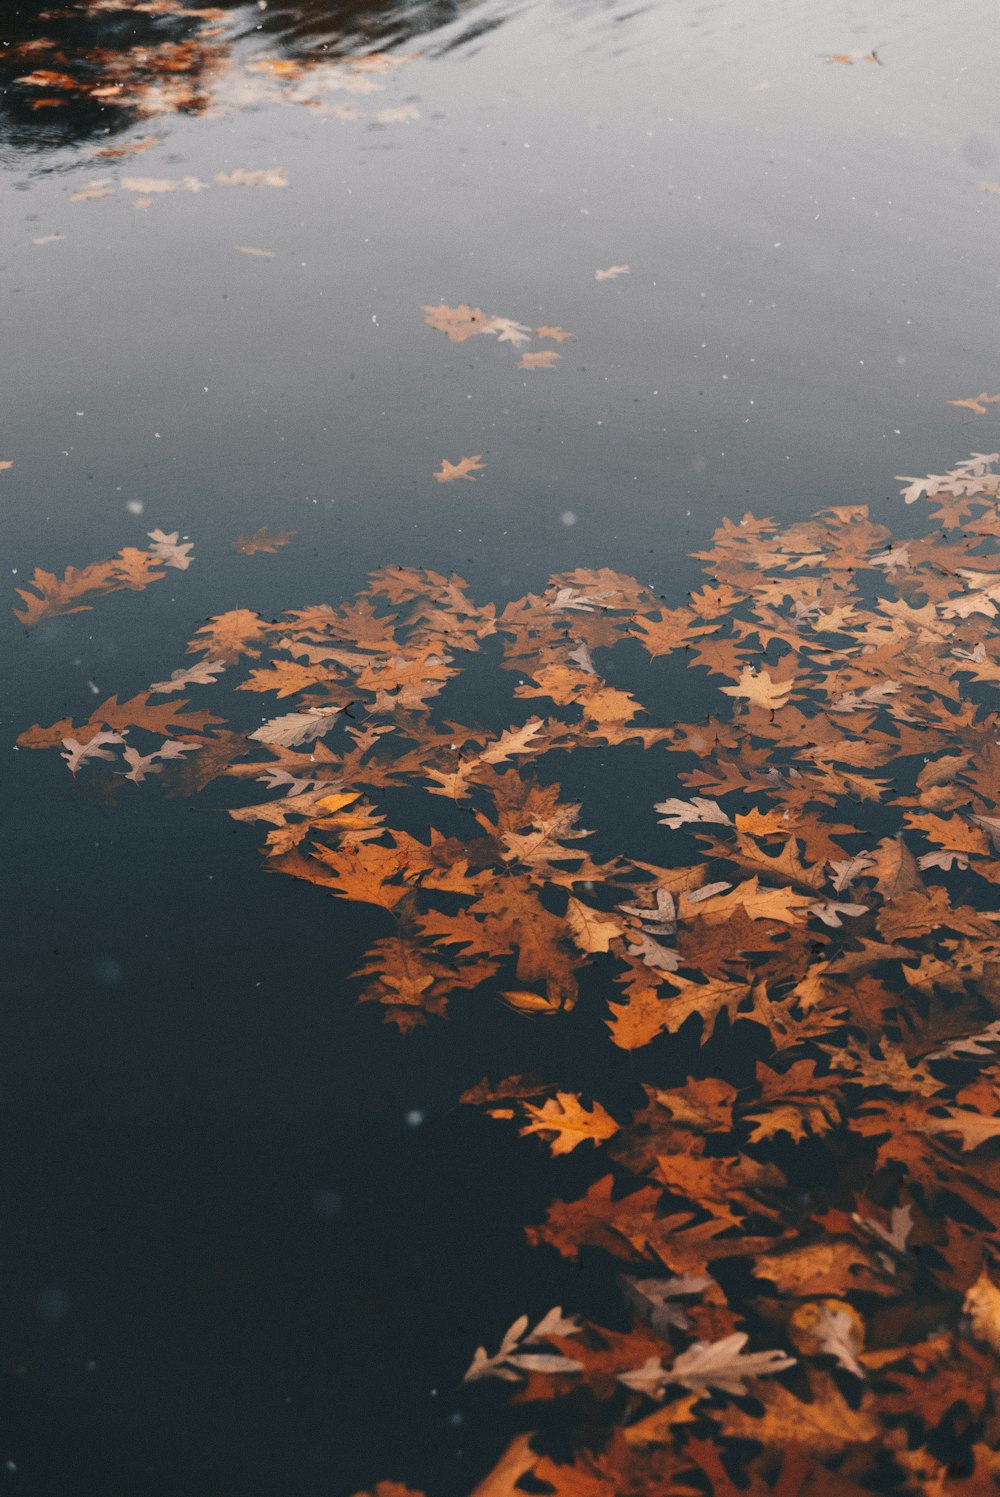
[501,989,562,1014]
[316,791,362,814]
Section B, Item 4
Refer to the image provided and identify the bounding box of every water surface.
[4,0,1000,1491]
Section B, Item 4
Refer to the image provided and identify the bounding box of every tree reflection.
[0,0,478,151]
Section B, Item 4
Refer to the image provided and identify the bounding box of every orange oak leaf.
[518,351,560,370]
[422,303,495,341]
[188,609,271,662]
[719,665,795,710]
[518,1093,620,1155]
[434,455,485,483]
[948,393,1000,415]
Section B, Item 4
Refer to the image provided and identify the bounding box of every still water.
[4,0,1000,1492]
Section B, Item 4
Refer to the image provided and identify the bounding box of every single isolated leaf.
[518,351,560,370]
[820,48,881,64]
[232,527,296,555]
[595,265,630,281]
[434,455,485,483]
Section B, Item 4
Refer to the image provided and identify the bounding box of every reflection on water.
[0,0,493,151]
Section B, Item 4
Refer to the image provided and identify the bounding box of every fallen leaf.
[820,49,881,64]
[668,1332,796,1395]
[434,455,486,483]
[122,175,206,194]
[518,1093,620,1155]
[215,167,289,187]
[70,179,115,202]
[232,527,296,555]
[948,393,1000,415]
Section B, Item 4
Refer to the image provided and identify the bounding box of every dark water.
[4,0,1000,1491]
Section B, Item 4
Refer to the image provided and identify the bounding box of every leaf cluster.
[21,456,1000,1493]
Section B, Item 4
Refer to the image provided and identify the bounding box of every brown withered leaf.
[460,1073,556,1106]
[719,1373,879,1453]
[233,527,296,555]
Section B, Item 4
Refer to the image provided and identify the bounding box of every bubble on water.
[95,959,123,986]
[312,1189,343,1220]
[36,1288,69,1323]
[560,510,577,526]
[405,1109,425,1128]
[126,500,144,515]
